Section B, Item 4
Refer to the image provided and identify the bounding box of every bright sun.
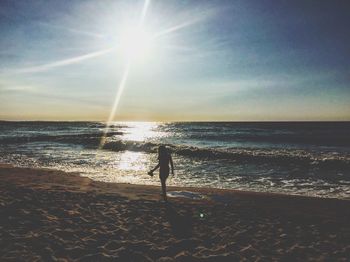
[119,26,153,60]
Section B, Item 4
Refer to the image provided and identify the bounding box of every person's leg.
[160,177,167,201]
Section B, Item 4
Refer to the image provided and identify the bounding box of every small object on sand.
[148,171,154,177]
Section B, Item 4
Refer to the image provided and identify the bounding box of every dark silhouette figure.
[149,145,174,201]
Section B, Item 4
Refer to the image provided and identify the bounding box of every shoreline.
[1,164,350,260]
[1,163,348,202]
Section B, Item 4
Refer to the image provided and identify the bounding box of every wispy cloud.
[0,84,37,93]
[3,48,114,75]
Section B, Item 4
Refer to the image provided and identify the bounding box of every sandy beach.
[0,164,349,261]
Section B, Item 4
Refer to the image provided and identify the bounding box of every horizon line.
[1,119,349,123]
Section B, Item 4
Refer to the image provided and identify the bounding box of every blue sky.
[0,0,349,121]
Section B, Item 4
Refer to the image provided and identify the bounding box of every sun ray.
[98,0,217,149]
[152,8,218,39]
[99,0,151,148]
[139,0,151,25]
[153,18,200,39]
[8,48,114,75]
[99,60,131,148]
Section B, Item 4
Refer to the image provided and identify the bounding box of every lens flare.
[99,0,151,148]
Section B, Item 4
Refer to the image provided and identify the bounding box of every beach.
[1,164,349,261]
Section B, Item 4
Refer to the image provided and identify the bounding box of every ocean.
[0,121,349,199]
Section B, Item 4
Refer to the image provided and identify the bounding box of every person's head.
[158,145,167,157]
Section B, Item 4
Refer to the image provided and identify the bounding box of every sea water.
[0,121,349,199]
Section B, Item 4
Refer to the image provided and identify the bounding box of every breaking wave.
[102,140,350,169]
[1,128,349,171]
[0,132,123,145]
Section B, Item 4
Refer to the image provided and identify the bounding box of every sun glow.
[119,26,154,61]
[99,0,211,148]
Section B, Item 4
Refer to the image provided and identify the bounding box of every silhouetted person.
[149,145,174,201]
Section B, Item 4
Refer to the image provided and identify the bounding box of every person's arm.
[170,155,174,175]
[150,163,160,173]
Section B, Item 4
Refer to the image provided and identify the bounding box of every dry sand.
[0,164,349,261]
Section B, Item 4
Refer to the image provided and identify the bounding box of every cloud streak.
[4,48,114,75]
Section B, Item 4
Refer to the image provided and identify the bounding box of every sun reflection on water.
[96,122,167,184]
[121,122,161,141]
[115,151,149,172]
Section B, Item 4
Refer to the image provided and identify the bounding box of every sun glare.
[99,0,205,148]
[122,122,158,141]
[119,26,154,60]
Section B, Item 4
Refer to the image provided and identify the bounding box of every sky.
[0,0,349,121]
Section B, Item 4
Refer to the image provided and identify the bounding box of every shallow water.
[0,121,349,199]
[167,191,204,200]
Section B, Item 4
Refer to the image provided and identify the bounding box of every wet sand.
[0,164,349,261]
